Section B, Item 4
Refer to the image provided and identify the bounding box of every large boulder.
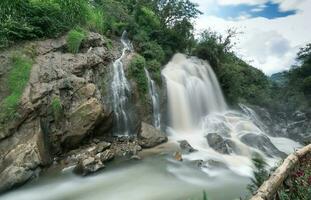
[206,133,237,154]
[62,98,103,149]
[178,140,197,154]
[240,133,286,158]
[138,122,167,148]
[0,119,48,192]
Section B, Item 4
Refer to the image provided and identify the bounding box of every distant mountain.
[270,72,288,86]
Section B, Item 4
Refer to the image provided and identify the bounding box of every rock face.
[138,122,167,148]
[0,32,114,192]
[245,105,311,144]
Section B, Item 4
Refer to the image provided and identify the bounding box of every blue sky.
[193,0,311,75]
[208,1,297,20]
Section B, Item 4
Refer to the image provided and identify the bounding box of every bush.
[129,54,148,99]
[140,41,165,63]
[146,60,162,84]
[67,28,86,53]
[0,53,33,125]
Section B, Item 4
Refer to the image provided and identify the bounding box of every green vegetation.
[0,0,104,48]
[0,53,33,126]
[193,29,270,107]
[51,96,63,122]
[277,153,311,200]
[129,54,148,99]
[269,43,311,113]
[67,28,86,53]
[247,154,269,194]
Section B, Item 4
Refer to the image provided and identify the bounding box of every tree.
[155,0,202,26]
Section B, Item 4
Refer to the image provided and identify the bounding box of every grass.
[67,28,87,53]
[0,53,33,125]
[51,96,63,122]
[87,9,106,34]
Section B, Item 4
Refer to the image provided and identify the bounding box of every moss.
[0,53,33,125]
[51,96,63,122]
[67,28,87,54]
[129,54,148,101]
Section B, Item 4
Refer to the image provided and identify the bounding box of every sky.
[192,0,311,75]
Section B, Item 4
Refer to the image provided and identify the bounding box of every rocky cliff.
[0,32,167,192]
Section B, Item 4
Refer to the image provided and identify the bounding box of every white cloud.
[194,0,311,75]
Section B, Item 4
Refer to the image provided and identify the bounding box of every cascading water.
[111,31,133,136]
[144,68,161,129]
[162,53,301,176]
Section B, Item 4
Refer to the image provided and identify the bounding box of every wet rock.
[96,141,111,153]
[74,157,104,176]
[130,155,142,160]
[206,133,237,154]
[190,160,204,168]
[178,140,197,153]
[99,149,115,162]
[207,160,228,169]
[138,122,167,148]
[240,133,286,158]
[174,152,183,161]
[292,111,307,121]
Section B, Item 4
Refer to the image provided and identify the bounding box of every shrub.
[0,53,33,125]
[146,60,162,84]
[140,41,165,63]
[67,28,86,53]
[129,54,148,99]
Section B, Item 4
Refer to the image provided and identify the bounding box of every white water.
[162,53,301,177]
[144,68,161,129]
[0,157,251,200]
[111,31,133,136]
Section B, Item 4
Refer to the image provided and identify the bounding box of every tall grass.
[87,9,106,34]
[67,28,86,53]
[0,53,33,125]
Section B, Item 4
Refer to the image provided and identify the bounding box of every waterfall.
[162,53,300,177]
[111,31,133,136]
[162,53,227,131]
[144,68,161,129]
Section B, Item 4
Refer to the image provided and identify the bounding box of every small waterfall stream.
[144,68,161,129]
[111,31,133,136]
